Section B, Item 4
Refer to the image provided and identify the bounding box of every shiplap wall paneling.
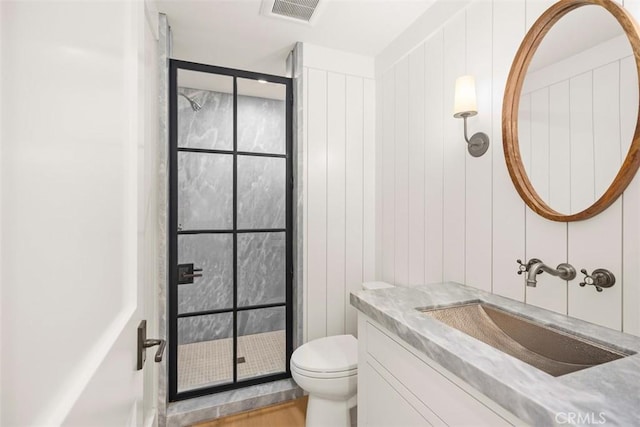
[624,181,640,334]
[306,69,328,341]
[345,76,364,336]
[530,89,551,201]
[443,11,467,284]
[622,54,640,336]
[424,32,445,285]
[519,83,572,213]
[570,73,595,212]
[326,72,347,336]
[382,70,396,283]
[548,82,571,214]
[394,57,410,286]
[375,77,384,281]
[364,79,377,283]
[465,0,492,292]
[568,203,623,330]
[303,46,375,340]
[492,0,526,302]
[408,45,426,287]
[594,63,622,196]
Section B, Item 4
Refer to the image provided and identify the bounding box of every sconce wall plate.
[468,132,490,157]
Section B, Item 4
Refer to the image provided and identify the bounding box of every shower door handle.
[185,267,203,278]
[178,263,203,284]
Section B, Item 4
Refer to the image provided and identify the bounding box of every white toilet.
[290,281,394,427]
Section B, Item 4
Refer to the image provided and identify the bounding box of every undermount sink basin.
[420,302,632,377]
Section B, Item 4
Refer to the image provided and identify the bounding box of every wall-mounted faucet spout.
[526,260,576,287]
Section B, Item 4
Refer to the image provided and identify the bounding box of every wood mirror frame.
[503,0,640,222]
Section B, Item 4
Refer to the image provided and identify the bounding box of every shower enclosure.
[168,60,293,401]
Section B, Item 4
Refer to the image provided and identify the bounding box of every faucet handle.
[516,259,527,275]
[579,268,616,292]
[516,258,542,275]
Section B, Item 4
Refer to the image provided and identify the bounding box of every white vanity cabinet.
[357,313,525,427]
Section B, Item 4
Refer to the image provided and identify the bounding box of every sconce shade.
[454,75,478,118]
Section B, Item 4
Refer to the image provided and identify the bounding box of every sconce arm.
[459,113,490,158]
[463,115,471,143]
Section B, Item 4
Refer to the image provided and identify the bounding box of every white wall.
[302,44,376,341]
[376,0,640,335]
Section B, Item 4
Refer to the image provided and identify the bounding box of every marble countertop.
[350,282,640,426]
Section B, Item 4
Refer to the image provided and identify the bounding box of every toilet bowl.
[290,281,394,427]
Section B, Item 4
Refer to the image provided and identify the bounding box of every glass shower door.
[169,62,292,401]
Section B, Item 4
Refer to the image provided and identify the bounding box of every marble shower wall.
[237,91,286,154]
[177,86,287,345]
[178,152,233,230]
[237,156,285,229]
[237,232,286,307]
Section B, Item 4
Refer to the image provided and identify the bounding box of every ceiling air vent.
[260,0,324,25]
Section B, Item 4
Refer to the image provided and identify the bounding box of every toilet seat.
[290,335,357,378]
[291,363,357,379]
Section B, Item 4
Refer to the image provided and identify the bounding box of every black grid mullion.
[168,60,179,402]
[177,147,287,159]
[232,75,238,385]
[177,302,286,319]
[177,228,286,235]
[237,151,287,158]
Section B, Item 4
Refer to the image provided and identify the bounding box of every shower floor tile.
[178,330,286,392]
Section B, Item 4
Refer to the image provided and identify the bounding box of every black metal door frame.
[169,59,293,402]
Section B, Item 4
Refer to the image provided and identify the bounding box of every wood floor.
[194,397,308,427]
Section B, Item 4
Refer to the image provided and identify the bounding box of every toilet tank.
[362,281,394,290]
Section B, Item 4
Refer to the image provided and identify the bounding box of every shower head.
[179,92,202,111]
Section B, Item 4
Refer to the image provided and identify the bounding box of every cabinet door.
[363,362,434,427]
[366,320,514,426]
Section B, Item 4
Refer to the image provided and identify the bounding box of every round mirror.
[503,0,640,221]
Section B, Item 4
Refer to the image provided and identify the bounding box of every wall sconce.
[453,75,489,157]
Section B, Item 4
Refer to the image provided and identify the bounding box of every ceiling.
[156,0,437,76]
